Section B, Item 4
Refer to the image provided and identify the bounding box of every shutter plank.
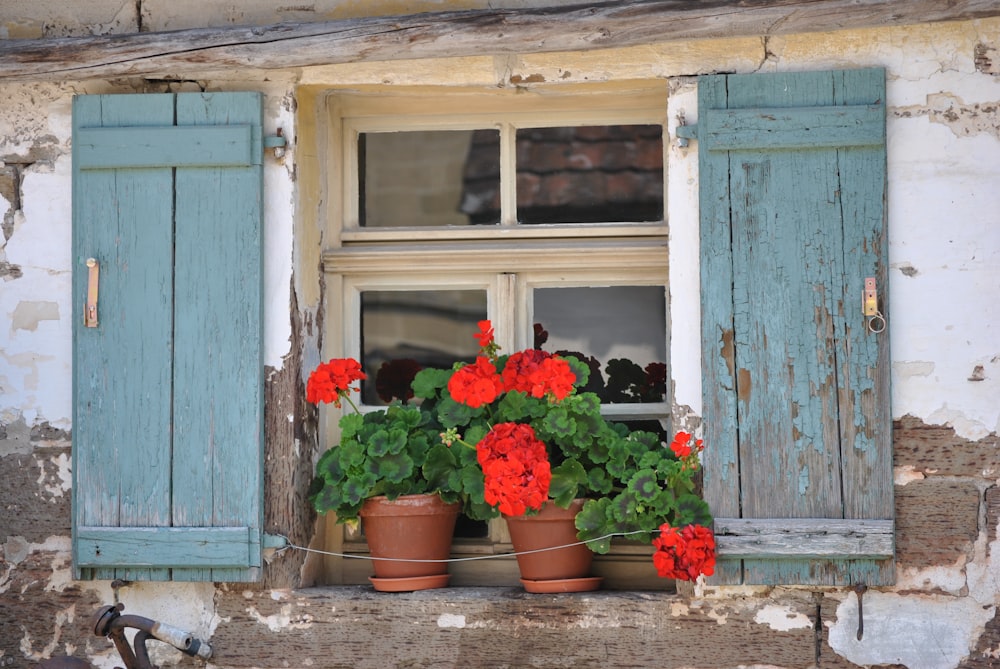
[77,527,253,568]
[702,105,884,151]
[73,94,176,582]
[171,92,264,582]
[714,518,893,558]
[75,125,256,169]
[698,74,743,584]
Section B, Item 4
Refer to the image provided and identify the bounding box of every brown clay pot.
[359,493,460,591]
[504,499,602,592]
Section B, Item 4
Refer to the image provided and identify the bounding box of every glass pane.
[533,286,666,404]
[515,125,663,224]
[360,289,487,404]
[360,130,500,227]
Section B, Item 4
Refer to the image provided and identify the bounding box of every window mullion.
[499,121,517,227]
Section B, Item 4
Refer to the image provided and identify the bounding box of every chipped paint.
[754,604,813,632]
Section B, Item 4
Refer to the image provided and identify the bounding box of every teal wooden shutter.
[72,92,265,582]
[697,69,893,585]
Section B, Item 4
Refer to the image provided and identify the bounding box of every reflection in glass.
[360,130,500,227]
[533,285,667,404]
[360,289,487,405]
[515,125,663,224]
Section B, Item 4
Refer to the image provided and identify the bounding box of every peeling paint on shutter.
[72,92,264,582]
[698,69,893,585]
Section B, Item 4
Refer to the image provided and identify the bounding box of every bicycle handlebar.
[150,620,213,660]
[93,604,213,665]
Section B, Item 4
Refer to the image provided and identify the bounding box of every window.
[318,83,674,589]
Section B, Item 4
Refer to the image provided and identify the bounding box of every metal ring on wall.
[866,311,886,334]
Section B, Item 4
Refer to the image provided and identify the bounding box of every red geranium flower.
[476,422,551,516]
[475,320,495,348]
[448,356,504,408]
[307,358,366,408]
[501,349,575,401]
[669,431,703,459]
[652,523,716,581]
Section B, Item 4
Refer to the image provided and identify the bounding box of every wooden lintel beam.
[1,0,998,82]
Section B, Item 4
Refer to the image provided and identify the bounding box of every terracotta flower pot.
[359,493,460,592]
[504,499,602,593]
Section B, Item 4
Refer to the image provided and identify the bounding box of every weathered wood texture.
[1,0,999,81]
[700,68,891,586]
[261,286,317,590]
[72,92,265,582]
[211,587,820,669]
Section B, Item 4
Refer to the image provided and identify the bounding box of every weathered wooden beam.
[714,518,895,558]
[1,0,998,82]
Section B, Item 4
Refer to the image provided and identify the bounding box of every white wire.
[273,530,653,563]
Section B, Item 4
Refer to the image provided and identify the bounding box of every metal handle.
[863,277,885,333]
[85,258,99,328]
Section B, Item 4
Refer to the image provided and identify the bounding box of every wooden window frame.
[316,83,678,589]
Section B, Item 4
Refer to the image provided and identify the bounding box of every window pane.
[360,130,500,227]
[533,286,666,404]
[515,125,663,225]
[360,289,487,404]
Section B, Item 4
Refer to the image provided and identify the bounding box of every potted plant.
[413,320,716,591]
[306,357,484,591]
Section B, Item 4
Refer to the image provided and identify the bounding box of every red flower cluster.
[476,422,552,517]
[669,431,704,459]
[448,356,505,408]
[307,358,366,408]
[502,349,575,401]
[651,524,716,581]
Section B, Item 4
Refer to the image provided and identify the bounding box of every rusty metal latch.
[863,277,885,334]
[854,583,867,640]
[85,258,100,328]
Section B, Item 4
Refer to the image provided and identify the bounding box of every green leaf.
[374,452,415,484]
[629,468,661,503]
[575,498,613,553]
[562,355,591,388]
[339,440,367,469]
[338,411,365,440]
[367,428,393,457]
[341,472,376,507]
[549,459,587,507]
[540,406,576,439]
[675,493,714,527]
[411,368,450,399]
[437,396,479,428]
[423,443,458,491]
[585,467,612,495]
